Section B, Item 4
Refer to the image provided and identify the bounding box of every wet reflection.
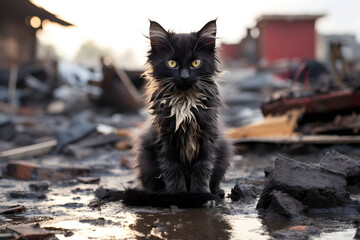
[132,208,232,240]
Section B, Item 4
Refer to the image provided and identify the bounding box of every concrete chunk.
[257,154,351,210]
[320,150,360,185]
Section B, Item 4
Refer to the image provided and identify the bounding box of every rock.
[59,202,85,209]
[9,191,46,199]
[228,184,244,201]
[265,190,306,218]
[320,150,360,185]
[257,154,351,210]
[63,144,93,159]
[0,114,16,141]
[79,217,113,226]
[7,225,55,240]
[29,182,49,192]
[228,180,257,201]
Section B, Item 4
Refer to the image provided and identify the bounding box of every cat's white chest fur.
[168,89,208,161]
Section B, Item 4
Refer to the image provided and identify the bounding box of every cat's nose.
[180,69,190,80]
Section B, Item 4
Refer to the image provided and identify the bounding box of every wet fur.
[124,20,232,207]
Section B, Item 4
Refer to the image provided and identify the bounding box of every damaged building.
[0,0,73,69]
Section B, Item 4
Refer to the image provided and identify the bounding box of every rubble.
[29,182,49,192]
[9,191,46,199]
[52,118,97,154]
[320,150,360,185]
[0,114,16,141]
[5,161,90,181]
[227,180,257,202]
[257,154,352,211]
[264,190,306,218]
[7,225,56,240]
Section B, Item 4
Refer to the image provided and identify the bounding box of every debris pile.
[257,152,360,218]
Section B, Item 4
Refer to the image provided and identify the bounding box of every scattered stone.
[320,150,360,185]
[228,184,244,201]
[59,202,85,209]
[71,187,93,194]
[79,217,113,226]
[79,133,120,148]
[29,182,49,192]
[43,227,74,238]
[0,114,16,141]
[52,118,97,154]
[7,225,56,240]
[9,191,46,199]
[0,205,25,215]
[257,154,352,210]
[265,190,306,218]
[63,144,93,159]
[76,176,100,184]
[227,179,259,201]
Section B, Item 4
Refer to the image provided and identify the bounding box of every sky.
[32,0,360,69]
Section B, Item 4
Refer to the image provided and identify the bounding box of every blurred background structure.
[2,1,360,239]
[0,0,73,69]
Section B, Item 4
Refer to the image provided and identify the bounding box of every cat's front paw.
[203,200,216,208]
[211,188,225,199]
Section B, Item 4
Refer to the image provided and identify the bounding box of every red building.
[256,14,324,65]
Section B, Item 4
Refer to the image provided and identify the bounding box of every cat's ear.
[196,19,217,49]
[149,20,169,51]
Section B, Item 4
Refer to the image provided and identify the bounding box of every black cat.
[122,19,232,208]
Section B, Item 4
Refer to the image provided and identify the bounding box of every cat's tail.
[122,188,222,208]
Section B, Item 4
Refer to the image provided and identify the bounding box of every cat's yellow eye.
[191,59,202,68]
[167,60,177,68]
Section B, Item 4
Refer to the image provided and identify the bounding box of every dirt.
[1,139,360,239]
[1,95,360,239]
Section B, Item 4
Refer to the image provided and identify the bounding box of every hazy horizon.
[32,0,360,69]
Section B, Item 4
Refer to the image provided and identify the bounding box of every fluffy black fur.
[123,19,232,208]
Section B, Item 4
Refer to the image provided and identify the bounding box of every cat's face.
[148,20,217,90]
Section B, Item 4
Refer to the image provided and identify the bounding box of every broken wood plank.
[0,205,25,215]
[232,135,360,144]
[6,161,90,181]
[227,109,303,139]
[7,225,55,240]
[115,68,142,106]
[0,139,57,159]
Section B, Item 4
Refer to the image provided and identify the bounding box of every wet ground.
[1,71,360,239]
[1,128,360,239]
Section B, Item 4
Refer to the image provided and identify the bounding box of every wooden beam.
[232,135,360,144]
[0,139,57,159]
